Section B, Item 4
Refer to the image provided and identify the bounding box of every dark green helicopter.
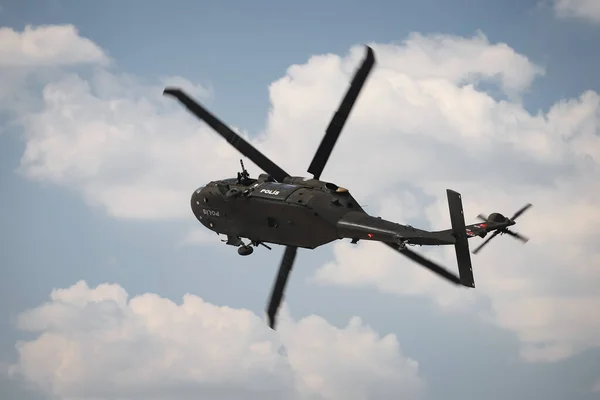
[164,46,531,329]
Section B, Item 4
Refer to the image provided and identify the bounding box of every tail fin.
[446,189,475,288]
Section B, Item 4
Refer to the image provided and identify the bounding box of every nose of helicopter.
[190,186,206,221]
[191,186,206,206]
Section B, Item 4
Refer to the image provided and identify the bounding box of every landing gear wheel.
[238,245,254,256]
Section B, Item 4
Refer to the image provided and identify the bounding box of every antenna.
[238,159,250,183]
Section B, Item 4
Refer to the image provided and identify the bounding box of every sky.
[1,0,599,399]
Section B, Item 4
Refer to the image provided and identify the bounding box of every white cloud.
[13,32,546,219]
[4,27,600,366]
[376,32,544,99]
[0,25,109,116]
[553,0,600,23]
[7,281,424,400]
[0,25,109,66]
[16,71,214,219]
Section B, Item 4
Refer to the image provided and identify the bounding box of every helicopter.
[163,45,531,330]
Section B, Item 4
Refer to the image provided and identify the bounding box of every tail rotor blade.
[505,230,529,243]
[163,88,290,182]
[473,203,531,253]
[266,246,298,330]
[384,242,461,285]
[510,203,532,220]
[472,230,500,254]
[307,45,375,180]
[476,214,489,222]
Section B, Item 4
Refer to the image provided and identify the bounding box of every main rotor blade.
[510,203,532,220]
[163,88,290,182]
[384,242,461,285]
[266,245,297,330]
[472,230,501,254]
[307,45,375,180]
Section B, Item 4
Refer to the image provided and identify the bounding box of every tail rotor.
[472,203,532,254]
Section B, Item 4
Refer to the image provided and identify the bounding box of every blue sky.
[1,1,600,399]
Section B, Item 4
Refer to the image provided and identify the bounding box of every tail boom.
[335,190,525,290]
[336,212,455,245]
[335,189,482,289]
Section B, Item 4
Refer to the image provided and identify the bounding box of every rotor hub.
[487,212,507,223]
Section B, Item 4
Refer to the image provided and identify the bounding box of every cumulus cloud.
[16,70,214,219]
[0,25,108,67]
[0,25,109,116]
[553,0,600,23]
[13,32,546,218]
[3,26,600,366]
[376,32,544,98]
[8,281,424,400]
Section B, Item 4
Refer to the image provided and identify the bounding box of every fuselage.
[191,174,367,249]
